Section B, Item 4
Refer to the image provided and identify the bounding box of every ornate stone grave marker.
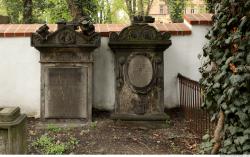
[109,16,172,121]
[31,18,100,122]
[0,107,27,154]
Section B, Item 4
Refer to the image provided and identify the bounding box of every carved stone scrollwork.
[78,16,95,36]
[109,24,170,42]
[31,19,100,48]
[109,32,119,41]
[116,56,126,89]
[57,29,76,44]
[36,24,50,39]
[162,32,171,40]
[133,15,155,24]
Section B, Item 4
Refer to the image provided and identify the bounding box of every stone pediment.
[31,24,100,48]
[109,23,171,43]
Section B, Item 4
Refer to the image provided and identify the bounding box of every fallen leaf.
[189,143,197,150]
[29,130,36,135]
[132,137,137,141]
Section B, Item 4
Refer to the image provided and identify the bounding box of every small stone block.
[0,107,20,122]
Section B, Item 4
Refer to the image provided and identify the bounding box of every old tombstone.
[31,18,100,122]
[0,107,27,154]
[0,15,10,24]
[109,16,172,121]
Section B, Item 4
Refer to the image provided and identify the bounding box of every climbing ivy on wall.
[200,0,250,154]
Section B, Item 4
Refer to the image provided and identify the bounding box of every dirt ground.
[27,109,201,154]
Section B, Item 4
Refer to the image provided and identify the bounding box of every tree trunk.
[125,0,133,22]
[23,0,32,23]
[66,0,84,20]
[132,0,136,16]
[106,0,112,23]
[138,0,144,16]
[211,110,225,154]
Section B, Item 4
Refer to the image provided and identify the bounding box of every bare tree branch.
[23,0,33,23]
[66,0,84,20]
[145,0,154,15]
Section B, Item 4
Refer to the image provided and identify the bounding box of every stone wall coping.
[184,13,213,25]
[0,23,191,37]
[0,13,213,38]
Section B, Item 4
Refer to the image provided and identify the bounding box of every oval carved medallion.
[127,55,153,88]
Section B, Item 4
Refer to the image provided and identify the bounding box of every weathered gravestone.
[31,18,100,122]
[0,107,27,154]
[109,16,172,121]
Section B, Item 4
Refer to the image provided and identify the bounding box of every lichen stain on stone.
[147,87,161,114]
[119,83,162,115]
[119,83,139,114]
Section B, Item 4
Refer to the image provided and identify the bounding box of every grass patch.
[32,134,79,154]
[47,124,62,132]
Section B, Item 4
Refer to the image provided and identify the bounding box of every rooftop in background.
[148,0,207,24]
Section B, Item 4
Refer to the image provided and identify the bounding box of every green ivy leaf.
[202,134,210,141]
[247,54,250,64]
[224,138,233,147]
[213,82,220,88]
[243,144,250,152]
[233,99,243,107]
[227,17,237,26]
[228,145,237,154]
[243,129,250,135]
[236,111,250,127]
[225,37,232,44]
[230,75,243,86]
[217,94,226,105]
[236,135,250,145]
[239,16,247,31]
[228,126,243,135]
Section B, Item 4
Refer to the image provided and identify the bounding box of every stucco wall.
[164,25,210,108]
[0,38,40,117]
[0,24,210,117]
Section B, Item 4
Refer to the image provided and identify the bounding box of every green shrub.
[32,135,66,154]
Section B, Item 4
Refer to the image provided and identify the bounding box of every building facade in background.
[148,0,171,24]
[148,0,207,23]
[185,0,207,14]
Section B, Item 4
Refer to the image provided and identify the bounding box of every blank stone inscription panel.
[45,67,87,118]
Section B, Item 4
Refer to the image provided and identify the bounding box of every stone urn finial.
[132,15,155,24]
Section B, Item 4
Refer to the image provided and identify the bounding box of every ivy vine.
[200,0,250,154]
